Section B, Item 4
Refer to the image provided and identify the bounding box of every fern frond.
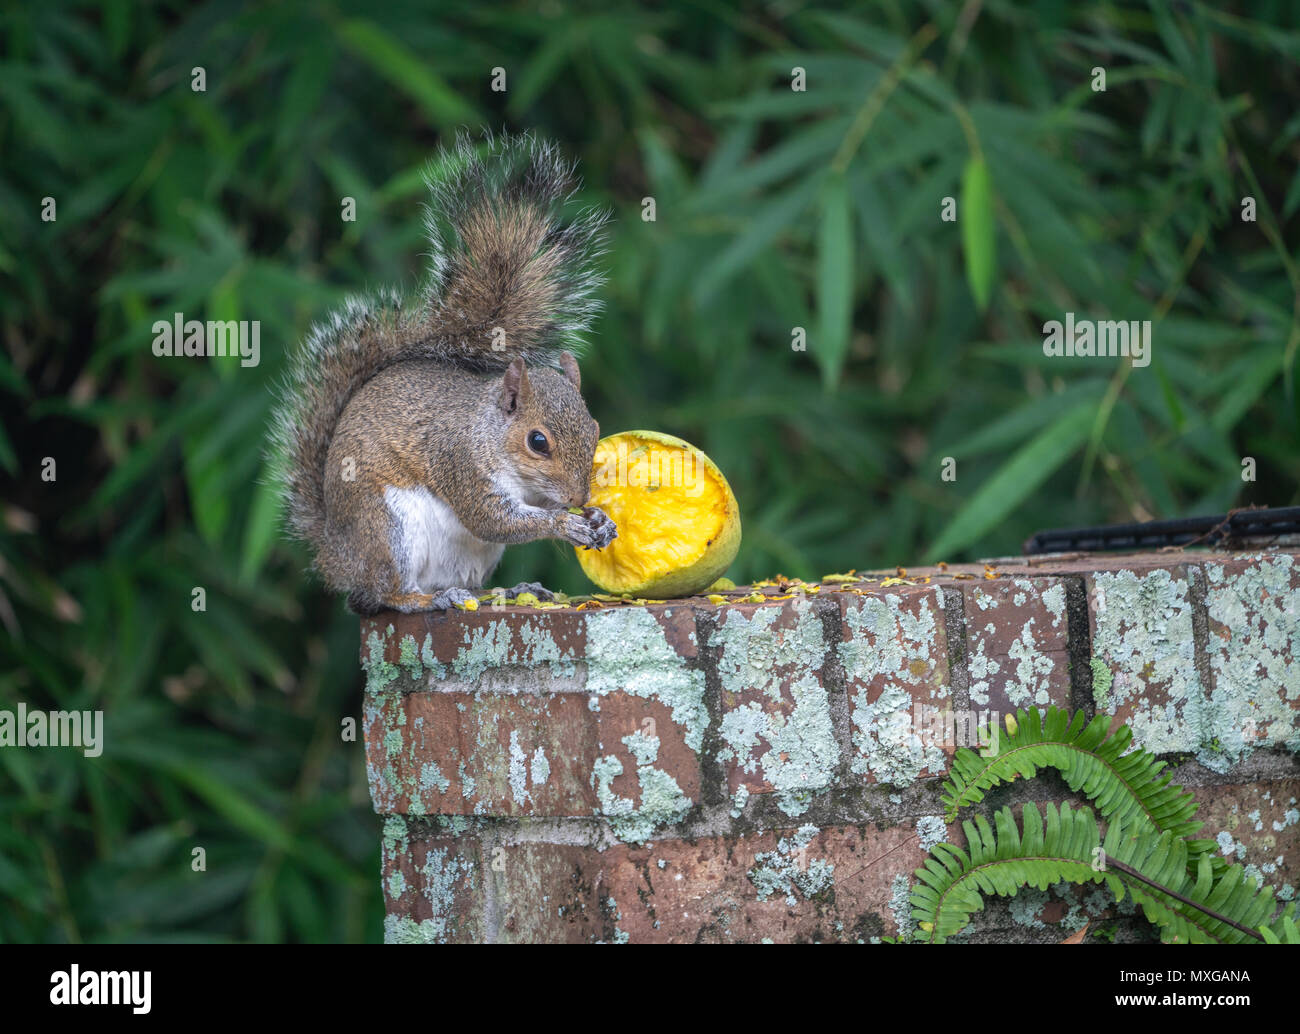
[910,802,1281,944]
[941,706,1215,870]
[1260,910,1300,944]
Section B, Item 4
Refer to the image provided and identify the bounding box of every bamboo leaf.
[959,156,996,311]
[926,402,1093,560]
[815,172,853,388]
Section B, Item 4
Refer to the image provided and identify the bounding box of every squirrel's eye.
[527,430,550,455]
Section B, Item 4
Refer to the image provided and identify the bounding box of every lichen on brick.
[450,619,514,681]
[398,633,427,681]
[623,729,659,767]
[840,593,948,785]
[1004,618,1056,708]
[530,746,551,787]
[747,825,835,905]
[967,629,999,709]
[963,583,1062,710]
[591,732,692,843]
[419,761,450,799]
[517,618,578,675]
[1215,830,1246,860]
[406,846,474,944]
[585,607,707,751]
[508,730,530,805]
[1008,886,1050,929]
[915,815,948,852]
[710,604,839,815]
[1201,554,1300,765]
[362,627,401,697]
[1090,656,1112,710]
[1090,568,1203,754]
[1042,583,1067,627]
[383,915,448,944]
[380,819,475,944]
[888,871,915,939]
[381,815,408,856]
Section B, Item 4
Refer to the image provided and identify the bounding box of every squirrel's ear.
[499,358,531,415]
[559,351,580,389]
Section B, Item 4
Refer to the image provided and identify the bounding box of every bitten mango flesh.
[576,430,741,598]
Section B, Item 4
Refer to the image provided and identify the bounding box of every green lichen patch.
[362,627,401,698]
[419,761,450,796]
[915,815,948,852]
[1003,619,1057,708]
[384,845,476,944]
[967,630,999,710]
[449,619,515,681]
[965,581,1065,710]
[397,633,427,681]
[585,607,708,752]
[590,734,693,844]
[887,870,915,940]
[1201,554,1300,766]
[747,825,835,905]
[1090,656,1113,710]
[710,604,839,815]
[1089,569,1203,755]
[383,915,447,944]
[841,593,949,785]
[530,746,551,787]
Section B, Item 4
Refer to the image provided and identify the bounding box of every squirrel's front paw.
[563,506,617,550]
[428,587,479,611]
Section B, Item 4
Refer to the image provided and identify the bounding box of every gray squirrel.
[271,132,617,614]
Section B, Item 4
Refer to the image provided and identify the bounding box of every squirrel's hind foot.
[352,587,479,613]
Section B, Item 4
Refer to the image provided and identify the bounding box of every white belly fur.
[383,485,505,591]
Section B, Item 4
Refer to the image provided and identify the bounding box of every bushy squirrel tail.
[270,130,609,552]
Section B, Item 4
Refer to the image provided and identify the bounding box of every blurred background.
[2,0,1298,942]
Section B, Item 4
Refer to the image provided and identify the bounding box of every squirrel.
[271,131,617,615]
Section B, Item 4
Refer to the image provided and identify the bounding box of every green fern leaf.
[1259,909,1299,944]
[941,706,1212,871]
[910,803,1281,945]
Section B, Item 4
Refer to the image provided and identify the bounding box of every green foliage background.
[1,0,1297,942]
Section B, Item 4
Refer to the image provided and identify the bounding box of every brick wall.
[360,549,1300,943]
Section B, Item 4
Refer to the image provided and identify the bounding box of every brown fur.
[270,132,613,612]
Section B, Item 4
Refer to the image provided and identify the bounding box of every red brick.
[380,821,484,944]
[708,597,838,811]
[836,586,954,784]
[493,823,939,943]
[362,604,705,818]
[1198,554,1300,759]
[1085,564,1203,754]
[961,577,1071,716]
[1192,779,1300,898]
[364,688,700,816]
